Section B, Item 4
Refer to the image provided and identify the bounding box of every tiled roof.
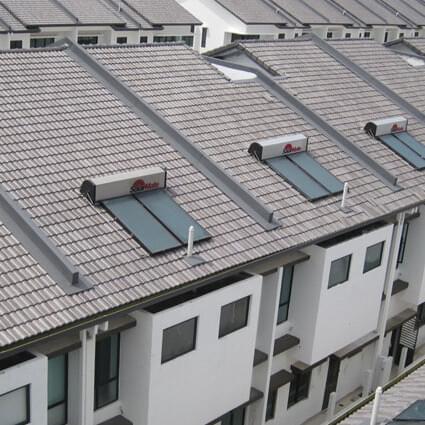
[396,37,425,55]
[0,0,76,26]
[339,362,425,424]
[0,3,27,32]
[214,0,287,25]
[121,0,201,25]
[58,0,126,25]
[379,0,425,26]
[269,0,329,24]
[0,40,424,349]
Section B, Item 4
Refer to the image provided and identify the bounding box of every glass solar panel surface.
[380,134,425,169]
[394,400,425,421]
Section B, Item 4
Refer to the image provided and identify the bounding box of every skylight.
[81,168,210,255]
[249,134,344,201]
[365,117,425,170]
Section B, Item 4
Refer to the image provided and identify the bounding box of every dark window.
[116,37,127,44]
[415,31,420,37]
[94,334,120,409]
[140,36,148,43]
[219,296,250,337]
[181,35,194,47]
[162,317,197,363]
[265,389,277,421]
[0,385,30,425]
[10,40,23,49]
[277,266,294,324]
[190,24,195,33]
[294,33,299,38]
[288,370,311,408]
[384,31,389,42]
[364,31,371,38]
[48,354,68,425]
[364,241,384,273]
[345,33,351,38]
[201,27,208,48]
[397,222,409,266]
[417,302,425,327]
[153,36,178,43]
[77,36,98,45]
[30,37,55,48]
[278,33,286,39]
[231,33,260,42]
[328,255,351,288]
[326,32,333,39]
[399,33,404,38]
[222,407,245,425]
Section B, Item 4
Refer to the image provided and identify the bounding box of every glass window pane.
[280,267,293,305]
[328,255,351,288]
[48,403,66,425]
[96,381,118,409]
[48,355,66,407]
[277,304,289,324]
[232,407,245,425]
[162,318,197,363]
[266,390,277,420]
[219,297,250,337]
[109,334,119,379]
[0,386,29,425]
[364,242,384,273]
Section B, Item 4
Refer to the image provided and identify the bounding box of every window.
[345,33,351,38]
[328,255,351,288]
[190,24,195,33]
[363,241,384,273]
[94,334,120,409]
[219,296,250,337]
[417,302,425,327]
[277,265,294,324]
[231,33,260,42]
[181,35,194,47]
[153,36,178,43]
[415,31,420,37]
[140,36,148,43]
[397,222,409,265]
[378,132,425,169]
[10,40,22,49]
[103,189,210,255]
[364,31,371,38]
[288,370,311,408]
[294,33,299,38]
[48,354,68,425]
[162,317,197,363]
[265,389,277,421]
[266,152,344,201]
[399,33,404,39]
[278,33,286,39]
[326,32,333,39]
[116,37,127,44]
[77,36,98,45]
[0,385,30,425]
[201,27,208,48]
[384,31,389,42]
[222,407,245,425]
[30,37,55,48]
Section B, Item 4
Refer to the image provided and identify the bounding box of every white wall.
[292,224,393,364]
[0,352,47,425]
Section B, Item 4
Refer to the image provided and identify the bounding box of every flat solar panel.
[135,190,210,243]
[380,134,425,169]
[267,156,330,200]
[396,132,425,158]
[290,152,344,194]
[103,196,181,254]
[394,400,425,421]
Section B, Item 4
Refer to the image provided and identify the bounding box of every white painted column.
[372,213,405,385]
[80,325,98,425]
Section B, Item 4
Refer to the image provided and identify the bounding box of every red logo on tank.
[130,179,160,193]
[391,123,405,133]
[283,143,302,154]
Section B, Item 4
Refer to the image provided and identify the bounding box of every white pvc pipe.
[370,387,383,425]
[341,182,349,210]
[187,226,194,257]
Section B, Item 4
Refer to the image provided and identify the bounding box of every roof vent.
[80,167,166,203]
[248,134,308,161]
[364,116,408,137]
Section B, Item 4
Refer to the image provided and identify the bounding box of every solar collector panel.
[135,190,210,243]
[380,134,425,169]
[395,132,425,159]
[103,196,182,254]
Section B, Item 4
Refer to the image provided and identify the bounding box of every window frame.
[218,296,250,338]
[161,317,198,364]
[94,333,120,410]
[201,27,208,48]
[288,370,311,408]
[10,40,23,49]
[326,31,333,39]
[364,31,371,38]
[345,33,351,38]
[277,265,294,324]
[265,388,277,421]
[397,222,409,266]
[0,385,30,425]
[116,37,127,44]
[363,241,385,273]
[328,254,352,288]
[47,353,68,425]
[30,37,55,48]
[77,36,99,46]
[140,36,148,43]
[417,302,425,328]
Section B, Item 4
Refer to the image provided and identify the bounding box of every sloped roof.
[379,0,425,26]
[214,0,288,25]
[0,40,424,350]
